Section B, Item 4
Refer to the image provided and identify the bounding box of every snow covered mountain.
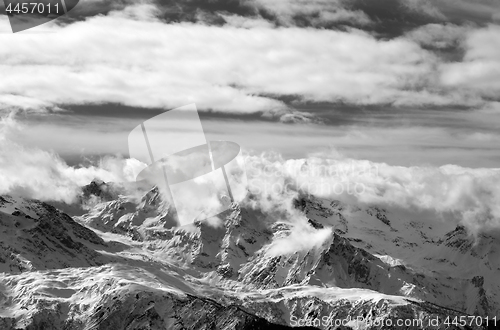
[0,193,316,329]
[0,195,108,273]
[0,183,497,329]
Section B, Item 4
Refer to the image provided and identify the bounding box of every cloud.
[1,4,490,118]
[394,0,500,25]
[248,0,373,27]
[477,102,500,115]
[243,153,500,236]
[64,0,373,29]
[266,222,333,256]
[0,7,287,115]
[1,0,499,249]
[8,105,500,170]
[400,0,446,20]
[0,95,63,113]
[440,24,500,98]
[406,23,471,49]
[433,0,500,24]
[2,108,500,236]
[0,114,145,203]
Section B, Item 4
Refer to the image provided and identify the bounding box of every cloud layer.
[2,111,499,235]
[0,0,499,237]
[0,4,499,119]
[0,114,144,203]
[441,24,500,97]
[243,153,500,235]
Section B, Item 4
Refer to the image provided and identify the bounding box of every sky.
[1,0,500,234]
[0,0,500,167]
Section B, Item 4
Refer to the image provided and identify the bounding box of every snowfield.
[0,186,497,329]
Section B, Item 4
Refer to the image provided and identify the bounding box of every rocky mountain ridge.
[0,184,497,329]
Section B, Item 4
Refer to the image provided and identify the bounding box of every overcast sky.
[1,0,500,167]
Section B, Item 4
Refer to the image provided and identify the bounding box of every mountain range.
[0,181,498,329]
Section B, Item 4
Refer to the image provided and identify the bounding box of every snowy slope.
[0,195,108,273]
[77,187,498,319]
[299,196,500,317]
[0,189,495,329]
[0,265,317,330]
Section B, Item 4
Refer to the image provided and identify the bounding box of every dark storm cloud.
[39,0,259,26]
[66,0,498,35]
[2,0,498,36]
[348,0,441,37]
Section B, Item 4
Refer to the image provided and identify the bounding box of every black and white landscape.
[0,180,499,329]
[1,0,500,329]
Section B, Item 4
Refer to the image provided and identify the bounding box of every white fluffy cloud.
[0,114,144,203]
[1,4,497,118]
[2,110,499,235]
[440,25,500,97]
[266,223,333,256]
[243,153,500,235]
[1,2,499,235]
